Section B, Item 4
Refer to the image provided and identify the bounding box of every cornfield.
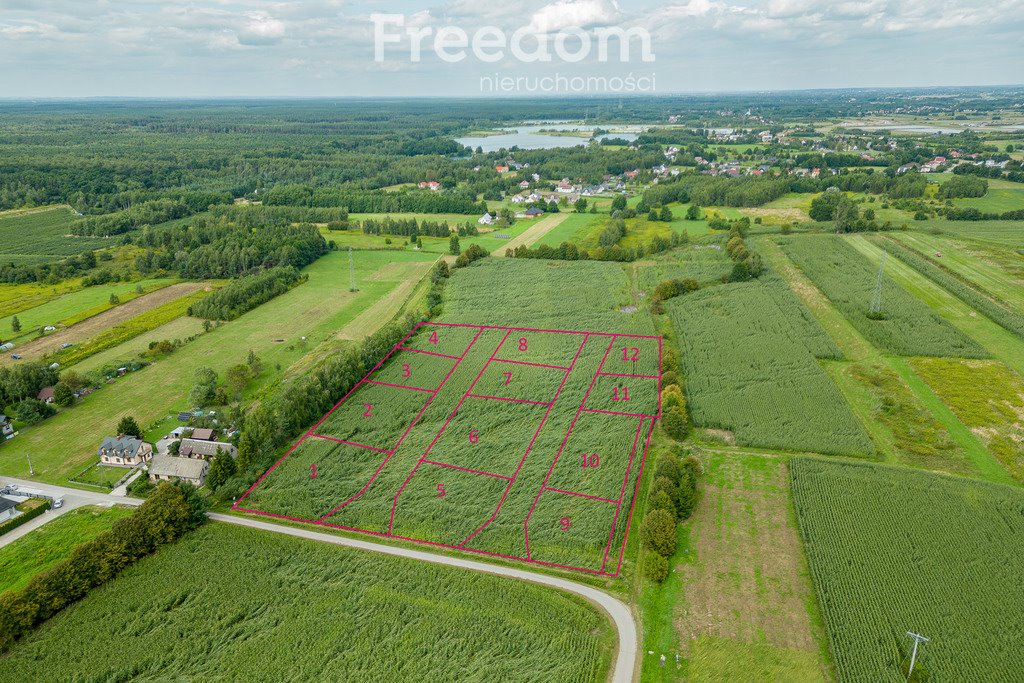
[791,457,1024,682]
[781,235,988,358]
[2,523,612,682]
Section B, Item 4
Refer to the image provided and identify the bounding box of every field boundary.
[234,320,662,576]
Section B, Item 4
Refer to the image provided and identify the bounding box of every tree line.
[188,266,305,321]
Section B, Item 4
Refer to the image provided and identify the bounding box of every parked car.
[61,343,73,349]
[10,354,22,360]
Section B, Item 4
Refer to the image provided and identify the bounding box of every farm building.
[148,455,209,487]
[189,428,216,441]
[178,438,237,461]
[97,435,153,467]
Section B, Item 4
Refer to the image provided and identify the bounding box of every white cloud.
[238,11,286,45]
[528,0,620,33]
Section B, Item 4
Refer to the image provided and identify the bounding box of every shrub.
[648,490,677,519]
[643,551,669,583]
[661,370,680,387]
[661,404,690,441]
[640,509,677,557]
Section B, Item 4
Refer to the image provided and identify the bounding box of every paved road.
[0,476,637,682]
[0,476,143,549]
[210,513,638,683]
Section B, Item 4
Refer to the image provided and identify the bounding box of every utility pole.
[870,253,887,318]
[26,452,34,476]
[906,631,929,680]
[348,246,358,293]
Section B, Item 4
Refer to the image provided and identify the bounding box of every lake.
[456,124,639,152]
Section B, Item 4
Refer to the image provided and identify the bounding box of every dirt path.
[496,214,569,256]
[2,282,209,364]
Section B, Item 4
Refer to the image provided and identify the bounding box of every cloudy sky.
[0,0,1021,97]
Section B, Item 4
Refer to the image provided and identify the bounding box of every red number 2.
[363,403,373,417]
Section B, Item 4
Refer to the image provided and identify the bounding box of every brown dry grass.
[675,455,823,662]
[496,214,569,256]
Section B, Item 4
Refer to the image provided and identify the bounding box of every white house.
[478,213,495,225]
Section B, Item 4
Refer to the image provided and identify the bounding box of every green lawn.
[2,522,614,682]
[322,217,535,255]
[0,504,134,595]
[955,187,1024,214]
[0,249,437,484]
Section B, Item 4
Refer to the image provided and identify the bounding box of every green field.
[791,458,1024,681]
[667,279,872,455]
[634,242,734,289]
[955,186,1024,214]
[889,232,1024,310]
[0,206,114,264]
[0,249,437,484]
[241,321,658,574]
[0,277,176,345]
[781,235,988,358]
[0,505,134,595]
[1,522,614,682]
[440,258,654,334]
[533,212,606,248]
[922,219,1024,248]
[321,212,536,256]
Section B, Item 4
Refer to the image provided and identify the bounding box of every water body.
[456,124,639,152]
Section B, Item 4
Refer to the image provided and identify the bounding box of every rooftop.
[149,455,208,479]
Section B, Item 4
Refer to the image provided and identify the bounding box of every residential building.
[98,435,153,467]
[37,387,55,404]
[478,213,494,225]
[418,181,441,191]
[524,207,545,217]
[190,428,216,441]
[148,455,209,487]
[178,438,238,460]
[0,497,17,523]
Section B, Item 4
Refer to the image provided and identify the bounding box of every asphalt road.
[0,476,637,682]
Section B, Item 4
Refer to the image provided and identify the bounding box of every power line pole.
[348,247,358,293]
[906,631,929,680]
[870,253,887,318]
[26,452,34,476]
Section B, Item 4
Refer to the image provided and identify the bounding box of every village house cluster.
[95,426,237,488]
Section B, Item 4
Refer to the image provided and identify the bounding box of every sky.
[0,0,1022,97]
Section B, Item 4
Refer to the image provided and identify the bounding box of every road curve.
[210,513,638,683]
[0,476,637,682]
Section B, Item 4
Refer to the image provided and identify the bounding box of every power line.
[906,631,929,680]
[870,253,887,318]
[348,247,358,293]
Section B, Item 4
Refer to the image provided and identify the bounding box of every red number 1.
[310,464,318,479]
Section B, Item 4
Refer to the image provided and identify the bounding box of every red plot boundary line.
[612,419,657,576]
[387,329,513,533]
[466,393,551,407]
[523,335,616,560]
[426,321,662,341]
[234,321,428,506]
[490,358,571,372]
[421,460,512,480]
[541,488,619,505]
[599,418,646,572]
[235,322,663,578]
[307,435,391,454]
[458,334,590,549]
[364,380,436,394]
[581,407,660,420]
[597,372,660,380]
[397,347,461,360]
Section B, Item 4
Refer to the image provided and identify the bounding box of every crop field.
[0,505,134,595]
[781,235,988,358]
[440,258,655,335]
[0,205,113,264]
[2,522,613,682]
[955,186,1024,214]
[926,219,1024,248]
[791,458,1024,682]
[533,212,607,248]
[0,277,176,345]
[911,358,1024,483]
[668,279,872,455]
[634,244,735,290]
[671,280,872,456]
[236,321,662,576]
